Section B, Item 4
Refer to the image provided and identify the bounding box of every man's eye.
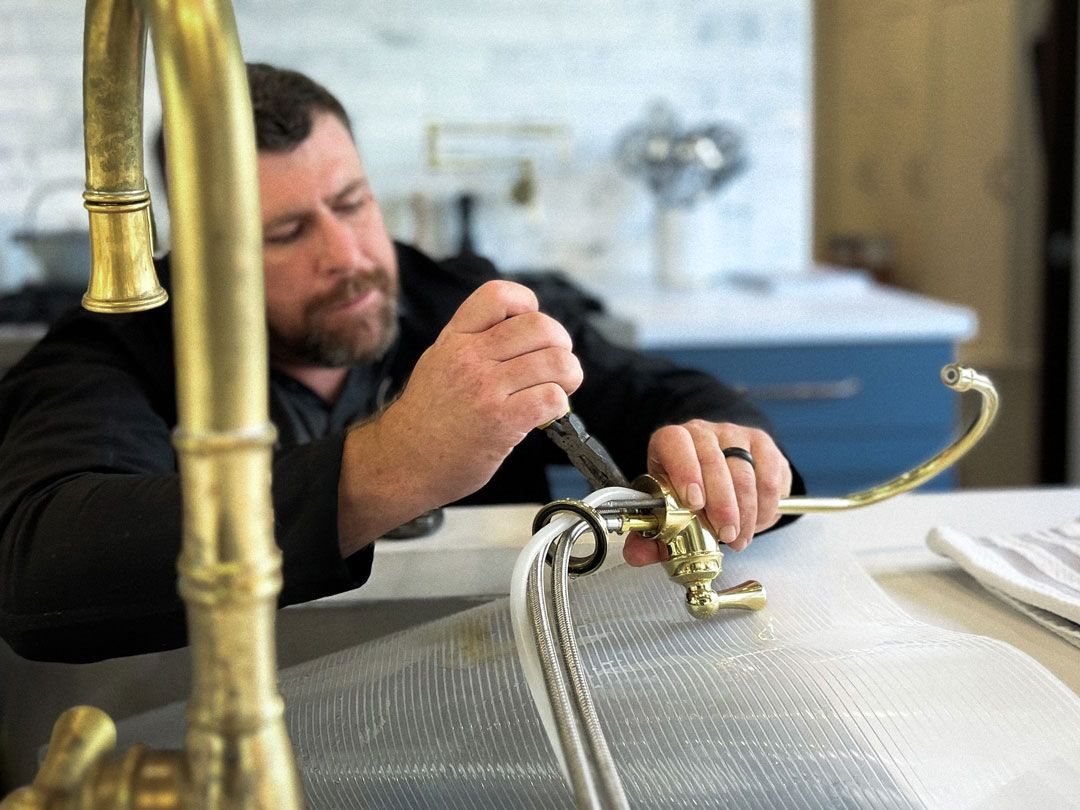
[336,198,364,214]
[265,223,303,244]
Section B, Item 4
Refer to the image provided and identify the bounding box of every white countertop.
[0,272,977,363]
[4,488,1072,790]
[585,271,978,349]
[332,487,1079,694]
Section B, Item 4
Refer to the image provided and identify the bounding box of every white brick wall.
[0,0,809,289]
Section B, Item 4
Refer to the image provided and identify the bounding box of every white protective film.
[119,516,1080,809]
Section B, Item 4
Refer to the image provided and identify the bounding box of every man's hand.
[337,280,583,555]
[623,421,793,566]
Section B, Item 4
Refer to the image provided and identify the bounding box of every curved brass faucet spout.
[777,364,998,514]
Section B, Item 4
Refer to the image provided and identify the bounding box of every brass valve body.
[631,474,766,617]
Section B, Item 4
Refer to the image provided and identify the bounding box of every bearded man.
[0,63,798,663]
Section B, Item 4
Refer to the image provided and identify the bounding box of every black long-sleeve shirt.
[0,244,795,662]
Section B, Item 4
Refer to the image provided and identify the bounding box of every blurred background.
[0,0,1074,492]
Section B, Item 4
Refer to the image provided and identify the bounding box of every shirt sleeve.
[0,316,370,663]
[412,250,805,507]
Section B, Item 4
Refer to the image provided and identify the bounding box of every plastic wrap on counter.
[119,519,1080,809]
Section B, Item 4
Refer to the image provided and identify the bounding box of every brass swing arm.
[775,364,998,514]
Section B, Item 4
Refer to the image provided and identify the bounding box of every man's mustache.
[309,272,392,315]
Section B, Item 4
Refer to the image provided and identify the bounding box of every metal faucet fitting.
[631,474,766,617]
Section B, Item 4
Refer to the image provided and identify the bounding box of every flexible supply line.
[550,527,629,808]
[511,486,649,809]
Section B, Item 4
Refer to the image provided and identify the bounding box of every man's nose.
[318,215,372,277]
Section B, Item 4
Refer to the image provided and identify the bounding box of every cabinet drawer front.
[782,430,958,495]
[652,342,958,433]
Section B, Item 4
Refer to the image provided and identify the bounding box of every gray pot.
[13,229,91,290]
[13,178,92,290]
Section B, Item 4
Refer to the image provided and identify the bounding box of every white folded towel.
[927,517,1080,648]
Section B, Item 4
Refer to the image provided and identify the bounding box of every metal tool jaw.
[542,410,630,490]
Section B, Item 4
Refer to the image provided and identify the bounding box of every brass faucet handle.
[36,706,116,792]
[714,580,767,611]
[0,706,116,810]
[660,550,767,617]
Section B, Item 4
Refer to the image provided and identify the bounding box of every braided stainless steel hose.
[514,488,650,809]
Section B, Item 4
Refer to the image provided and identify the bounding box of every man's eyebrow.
[329,178,370,204]
[262,178,370,230]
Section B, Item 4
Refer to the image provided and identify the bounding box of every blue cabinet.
[650,341,961,495]
[545,276,977,500]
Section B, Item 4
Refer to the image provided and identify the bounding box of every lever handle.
[37,707,116,793]
[735,376,861,401]
[0,707,116,810]
[714,580,767,611]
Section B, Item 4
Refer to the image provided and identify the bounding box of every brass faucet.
[620,364,998,617]
[425,120,573,207]
[1,1,304,809]
[630,473,767,617]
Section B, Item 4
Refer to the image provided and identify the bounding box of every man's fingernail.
[719,524,738,544]
[685,483,704,509]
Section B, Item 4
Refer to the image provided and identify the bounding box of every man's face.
[258,112,399,369]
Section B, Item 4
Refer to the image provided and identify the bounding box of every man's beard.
[270,272,400,368]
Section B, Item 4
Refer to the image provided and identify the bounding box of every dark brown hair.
[246,62,353,151]
[155,62,352,187]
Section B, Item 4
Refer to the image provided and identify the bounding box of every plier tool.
[542,410,630,490]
